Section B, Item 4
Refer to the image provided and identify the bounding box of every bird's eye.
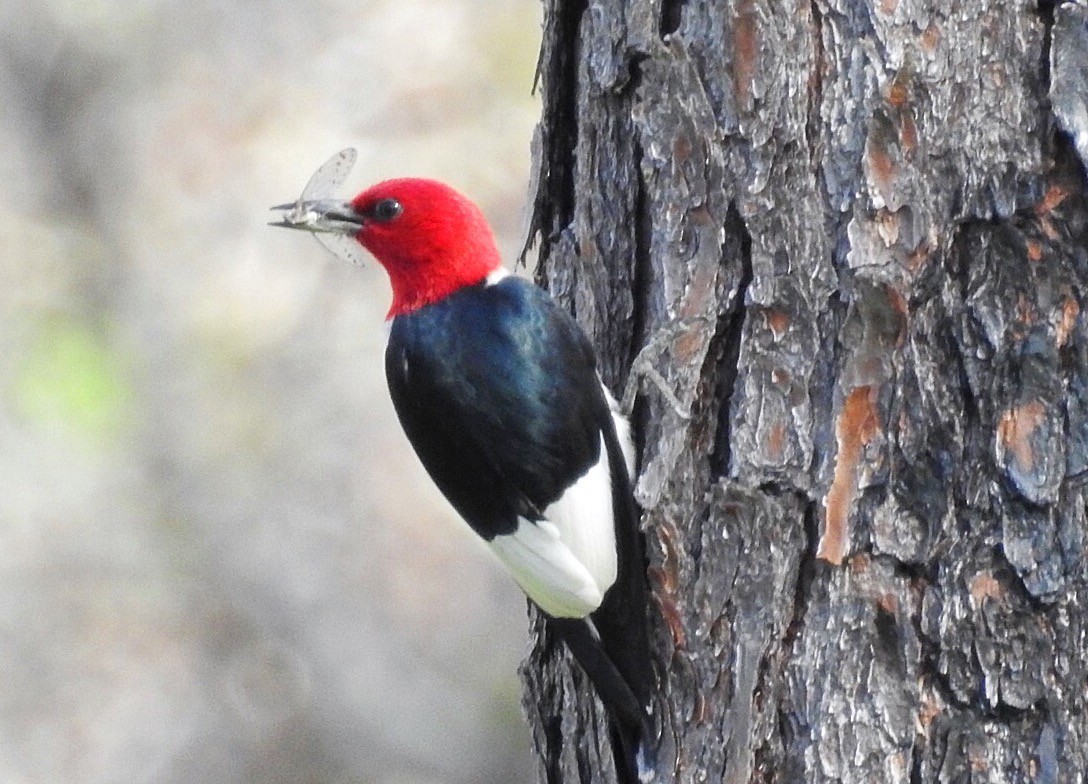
[370,198,403,222]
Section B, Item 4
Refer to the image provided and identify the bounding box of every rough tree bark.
[519,1,1088,782]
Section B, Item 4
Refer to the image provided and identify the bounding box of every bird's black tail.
[547,417,656,783]
[549,617,655,782]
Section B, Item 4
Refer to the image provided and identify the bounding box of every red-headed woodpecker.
[272,151,655,782]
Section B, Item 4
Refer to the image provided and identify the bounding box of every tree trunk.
[520,1,1088,782]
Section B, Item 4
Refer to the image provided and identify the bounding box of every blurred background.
[0,1,542,782]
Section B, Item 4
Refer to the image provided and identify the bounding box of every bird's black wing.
[385,276,606,541]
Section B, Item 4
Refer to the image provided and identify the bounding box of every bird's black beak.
[269,199,365,234]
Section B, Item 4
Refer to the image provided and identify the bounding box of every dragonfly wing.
[315,232,366,267]
[301,148,357,201]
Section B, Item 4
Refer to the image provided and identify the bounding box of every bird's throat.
[381,252,501,318]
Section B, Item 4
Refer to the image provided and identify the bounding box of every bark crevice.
[659,0,684,38]
[709,202,753,478]
[525,0,588,262]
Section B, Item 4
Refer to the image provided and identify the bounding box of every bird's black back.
[385,276,607,540]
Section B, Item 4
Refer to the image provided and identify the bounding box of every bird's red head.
[348,179,503,318]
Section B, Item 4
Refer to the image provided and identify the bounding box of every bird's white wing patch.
[488,434,619,619]
[544,434,618,602]
[488,519,604,618]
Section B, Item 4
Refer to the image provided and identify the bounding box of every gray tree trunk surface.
[520,1,1088,782]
